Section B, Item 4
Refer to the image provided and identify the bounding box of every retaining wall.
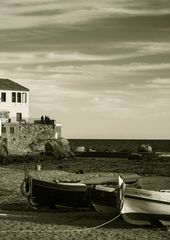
[1,122,61,155]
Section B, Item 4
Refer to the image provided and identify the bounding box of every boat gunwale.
[124,187,170,203]
[32,178,88,192]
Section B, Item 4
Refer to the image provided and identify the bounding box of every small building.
[0,78,29,123]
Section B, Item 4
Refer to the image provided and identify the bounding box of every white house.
[0,78,29,123]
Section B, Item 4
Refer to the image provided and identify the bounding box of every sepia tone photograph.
[0,1,170,239]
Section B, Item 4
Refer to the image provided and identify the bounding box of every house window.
[0,112,4,118]
[10,127,15,134]
[22,93,27,103]
[0,111,9,118]
[12,92,16,102]
[2,127,6,133]
[1,92,6,102]
[17,92,21,103]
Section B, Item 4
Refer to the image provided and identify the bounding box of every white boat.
[118,177,170,226]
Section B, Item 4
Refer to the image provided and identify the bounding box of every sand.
[0,159,170,240]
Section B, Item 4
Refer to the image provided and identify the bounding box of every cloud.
[2,60,170,99]
[130,77,170,89]
[132,42,170,55]
[0,51,139,64]
[1,0,170,30]
[1,48,170,75]
[1,39,170,68]
[145,78,170,89]
[148,78,170,85]
[106,41,170,55]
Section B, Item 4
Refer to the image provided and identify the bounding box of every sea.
[69,139,170,153]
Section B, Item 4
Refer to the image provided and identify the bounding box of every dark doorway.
[16,112,22,122]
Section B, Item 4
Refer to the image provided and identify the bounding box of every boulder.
[128,153,143,160]
[29,139,45,153]
[138,144,152,153]
[0,138,8,157]
[75,146,85,152]
[45,138,74,160]
[0,145,8,157]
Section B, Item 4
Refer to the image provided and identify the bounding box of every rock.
[0,138,8,157]
[75,146,85,152]
[138,144,152,153]
[45,138,75,160]
[128,153,143,160]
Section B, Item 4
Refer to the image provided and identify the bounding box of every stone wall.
[1,122,61,155]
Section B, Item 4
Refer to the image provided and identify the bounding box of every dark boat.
[91,185,119,215]
[21,174,92,210]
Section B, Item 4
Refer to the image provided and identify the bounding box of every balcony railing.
[0,116,61,126]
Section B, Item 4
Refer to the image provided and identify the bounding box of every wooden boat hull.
[22,176,92,209]
[121,186,170,225]
[90,174,141,215]
[91,185,119,215]
[93,204,119,215]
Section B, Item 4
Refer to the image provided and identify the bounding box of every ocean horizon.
[69,139,170,152]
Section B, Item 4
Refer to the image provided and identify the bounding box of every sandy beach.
[0,157,170,240]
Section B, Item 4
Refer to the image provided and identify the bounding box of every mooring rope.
[0,212,121,233]
[78,212,121,231]
[20,176,32,198]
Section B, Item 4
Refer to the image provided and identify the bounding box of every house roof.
[0,79,29,91]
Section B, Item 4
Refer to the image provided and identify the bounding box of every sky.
[0,0,170,139]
